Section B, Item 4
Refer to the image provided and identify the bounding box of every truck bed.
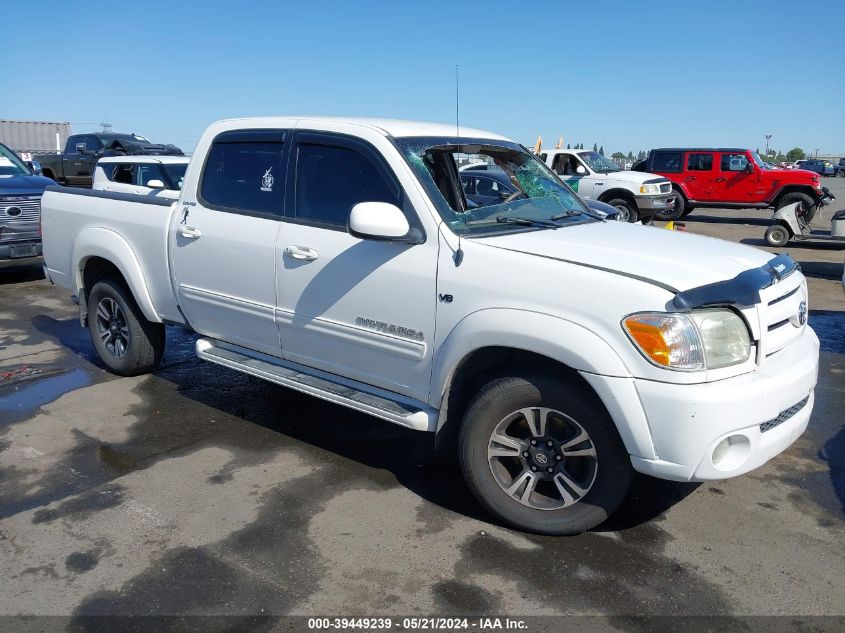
[40,186,183,323]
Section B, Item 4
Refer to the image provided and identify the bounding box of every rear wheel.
[458,375,632,535]
[656,189,685,220]
[87,278,165,376]
[605,198,638,223]
[765,224,790,247]
[777,192,817,224]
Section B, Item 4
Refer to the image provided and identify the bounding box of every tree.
[599,145,604,156]
[627,151,634,161]
[786,147,805,162]
[637,150,646,160]
[566,143,570,149]
[611,152,625,160]
[592,142,598,152]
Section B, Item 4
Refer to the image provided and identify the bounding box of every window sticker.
[261,167,274,192]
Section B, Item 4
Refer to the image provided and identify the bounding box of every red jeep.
[633,148,824,221]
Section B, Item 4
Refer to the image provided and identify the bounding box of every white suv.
[93,156,189,199]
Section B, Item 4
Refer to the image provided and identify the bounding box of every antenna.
[455,64,460,139]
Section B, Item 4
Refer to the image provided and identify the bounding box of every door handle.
[683,176,696,182]
[284,245,319,261]
[179,226,202,239]
[714,177,727,182]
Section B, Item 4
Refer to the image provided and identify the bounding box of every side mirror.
[75,143,87,154]
[744,162,754,173]
[146,179,165,189]
[348,202,419,243]
[575,165,587,175]
[27,160,43,175]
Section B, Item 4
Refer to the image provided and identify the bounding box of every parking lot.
[1,180,843,625]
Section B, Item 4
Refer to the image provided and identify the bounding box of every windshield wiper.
[465,215,560,228]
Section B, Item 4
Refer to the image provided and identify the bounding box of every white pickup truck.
[41,117,819,535]
[538,148,674,223]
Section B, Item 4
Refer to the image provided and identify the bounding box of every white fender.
[72,227,160,323]
[431,308,657,460]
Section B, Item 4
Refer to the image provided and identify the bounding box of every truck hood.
[0,173,54,196]
[593,169,669,186]
[475,221,772,293]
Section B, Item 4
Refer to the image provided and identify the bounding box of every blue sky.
[3,1,843,155]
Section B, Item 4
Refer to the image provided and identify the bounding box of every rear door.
[682,152,715,200]
[275,131,437,400]
[714,152,760,203]
[170,129,289,356]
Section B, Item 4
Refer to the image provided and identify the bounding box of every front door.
[66,135,100,186]
[552,154,592,197]
[275,132,437,401]
[170,129,288,356]
[714,152,759,203]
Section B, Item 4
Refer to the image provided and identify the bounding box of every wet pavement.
[0,200,843,626]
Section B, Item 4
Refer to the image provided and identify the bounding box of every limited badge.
[260,167,274,192]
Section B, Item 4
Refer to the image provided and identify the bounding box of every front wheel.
[656,190,685,220]
[777,192,817,224]
[88,278,165,376]
[458,375,632,535]
[605,198,638,223]
[765,224,791,247]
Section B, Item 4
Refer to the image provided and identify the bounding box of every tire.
[777,192,816,224]
[458,375,633,535]
[681,205,695,217]
[764,224,790,247]
[605,198,638,223]
[87,278,165,376]
[656,189,685,220]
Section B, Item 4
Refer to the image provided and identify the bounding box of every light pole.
[815,148,819,158]
[765,134,772,156]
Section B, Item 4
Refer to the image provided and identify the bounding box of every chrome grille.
[760,396,809,433]
[757,270,806,359]
[0,196,41,226]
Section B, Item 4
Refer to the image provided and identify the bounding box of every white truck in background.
[538,148,675,223]
[93,155,190,200]
[40,117,818,535]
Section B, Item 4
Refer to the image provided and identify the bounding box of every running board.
[195,338,436,431]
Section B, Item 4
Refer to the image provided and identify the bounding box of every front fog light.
[691,310,751,368]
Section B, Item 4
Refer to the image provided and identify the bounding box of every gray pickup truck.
[36,133,183,188]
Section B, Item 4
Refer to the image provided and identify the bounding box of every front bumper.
[634,193,675,216]
[598,327,819,482]
[0,240,42,266]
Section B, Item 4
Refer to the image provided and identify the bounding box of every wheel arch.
[73,228,160,324]
[431,309,655,460]
[770,184,817,207]
[597,188,637,206]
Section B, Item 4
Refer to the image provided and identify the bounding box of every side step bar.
[195,338,436,432]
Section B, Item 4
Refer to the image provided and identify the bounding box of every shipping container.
[0,120,72,155]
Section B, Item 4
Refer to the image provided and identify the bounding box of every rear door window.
[651,152,683,172]
[686,153,713,171]
[200,134,285,216]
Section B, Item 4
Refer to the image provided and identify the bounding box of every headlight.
[639,184,660,194]
[622,310,750,371]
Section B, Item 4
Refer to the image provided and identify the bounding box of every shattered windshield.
[577,151,620,174]
[394,136,594,236]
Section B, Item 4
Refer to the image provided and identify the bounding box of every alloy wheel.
[95,297,130,358]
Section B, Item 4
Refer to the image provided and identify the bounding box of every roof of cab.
[213,116,512,141]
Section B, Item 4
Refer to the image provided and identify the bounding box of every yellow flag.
[534,135,543,154]
[555,136,564,149]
